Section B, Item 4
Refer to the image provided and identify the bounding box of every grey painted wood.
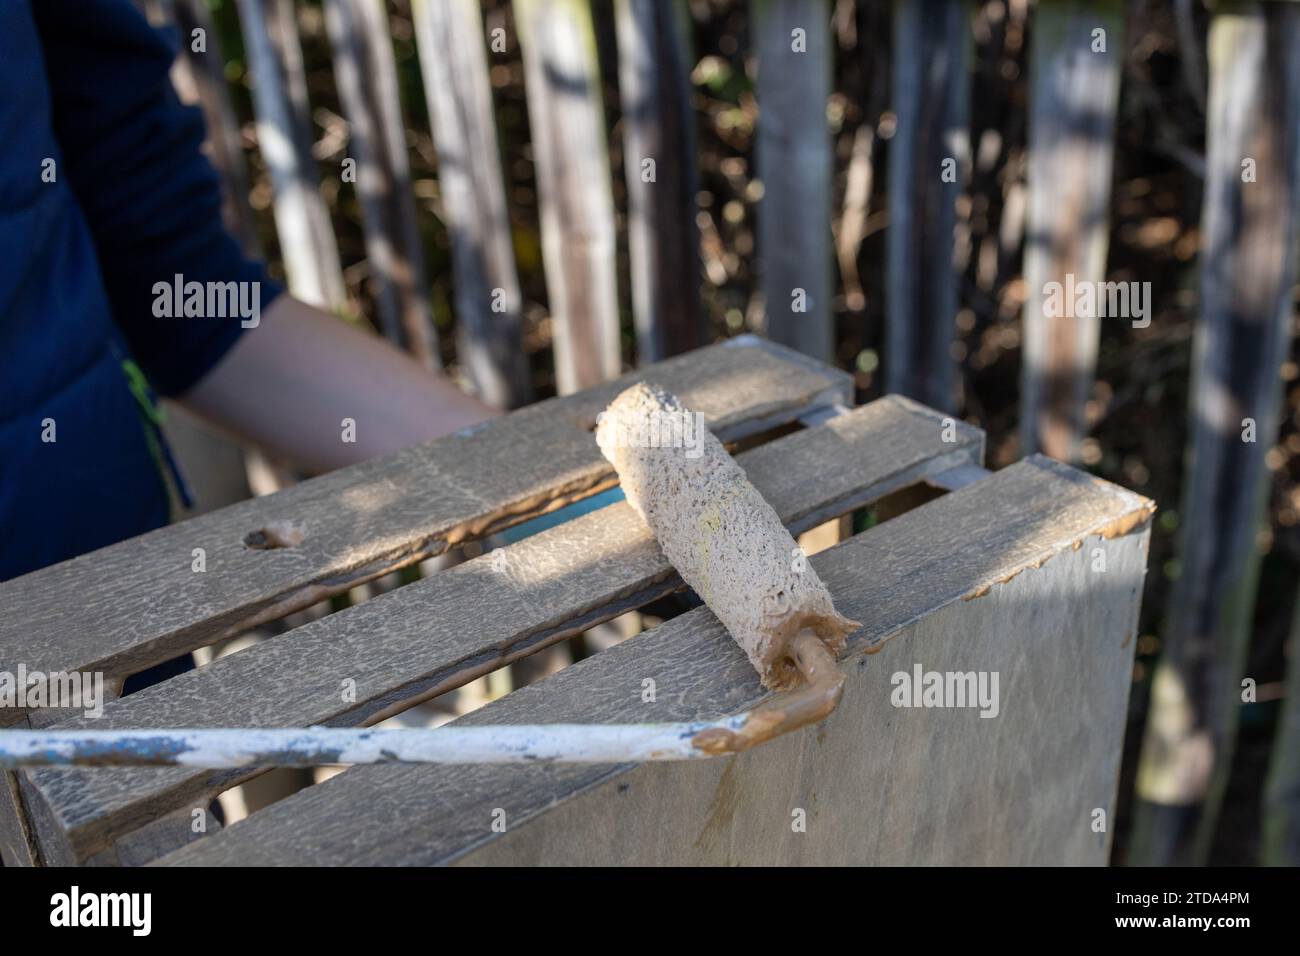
[616,0,704,362]
[885,0,971,412]
[926,462,992,491]
[85,809,221,868]
[1,673,124,864]
[19,396,980,864]
[0,339,844,716]
[753,0,833,362]
[412,0,531,408]
[457,538,1147,866]
[1019,0,1124,461]
[1131,0,1300,866]
[155,456,1152,865]
[237,0,347,309]
[515,0,622,393]
[0,765,38,866]
[324,0,439,365]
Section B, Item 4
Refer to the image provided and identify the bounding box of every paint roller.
[595,382,858,753]
[0,385,859,768]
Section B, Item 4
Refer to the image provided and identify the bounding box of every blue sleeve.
[32,0,284,397]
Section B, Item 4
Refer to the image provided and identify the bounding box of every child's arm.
[181,295,498,473]
[33,1,497,474]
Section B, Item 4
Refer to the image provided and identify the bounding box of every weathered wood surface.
[84,809,221,868]
[412,0,531,408]
[616,0,704,363]
[262,0,317,170]
[0,769,38,866]
[1019,0,1124,461]
[156,457,1152,866]
[0,340,844,729]
[753,0,833,362]
[237,0,346,309]
[324,0,439,364]
[1131,0,1300,865]
[18,396,980,864]
[458,545,1148,865]
[885,0,971,413]
[2,677,126,865]
[515,0,622,393]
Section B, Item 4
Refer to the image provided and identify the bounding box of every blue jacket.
[1,1,282,581]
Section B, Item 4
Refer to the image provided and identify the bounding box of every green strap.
[119,357,194,509]
[121,358,165,427]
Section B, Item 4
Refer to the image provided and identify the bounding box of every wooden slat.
[18,396,981,864]
[615,0,705,363]
[753,0,833,362]
[514,0,622,393]
[885,0,971,412]
[154,456,1153,866]
[1131,0,1300,865]
[323,0,439,365]
[85,809,220,868]
[0,339,845,730]
[2,679,126,865]
[237,0,347,309]
[0,770,39,866]
[1019,0,1124,460]
[411,0,532,408]
[264,0,328,275]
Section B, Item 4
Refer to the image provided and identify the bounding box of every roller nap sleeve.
[596,383,859,690]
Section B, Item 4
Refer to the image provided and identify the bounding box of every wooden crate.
[0,339,1151,866]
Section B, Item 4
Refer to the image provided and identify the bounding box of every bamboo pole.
[1130,0,1300,866]
[515,0,622,394]
[411,0,532,407]
[1018,0,1124,460]
[885,0,971,413]
[237,0,347,310]
[615,0,704,363]
[752,0,833,363]
[323,0,440,366]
